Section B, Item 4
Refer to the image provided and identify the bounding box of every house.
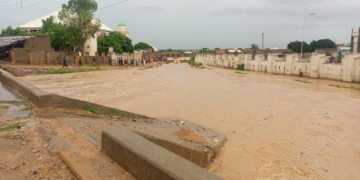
[19,10,113,56]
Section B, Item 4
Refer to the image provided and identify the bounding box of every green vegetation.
[158,62,163,66]
[197,62,203,66]
[98,31,134,53]
[35,69,42,75]
[59,0,101,51]
[1,26,27,35]
[309,39,337,52]
[0,99,28,106]
[49,68,102,74]
[299,72,304,77]
[0,123,23,131]
[84,105,105,114]
[250,44,260,50]
[329,85,360,91]
[235,71,247,75]
[134,42,153,51]
[199,48,209,54]
[288,41,311,53]
[189,59,195,66]
[295,79,311,83]
[236,64,245,70]
[110,109,124,116]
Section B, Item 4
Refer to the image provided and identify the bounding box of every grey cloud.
[130,6,163,13]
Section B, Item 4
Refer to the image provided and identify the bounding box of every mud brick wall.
[47,52,63,65]
[11,48,29,63]
[65,55,74,65]
[31,52,46,65]
[24,36,53,52]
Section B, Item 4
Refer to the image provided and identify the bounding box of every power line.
[0,0,29,7]
[0,0,16,5]
[0,0,47,10]
[0,16,24,24]
[97,0,128,11]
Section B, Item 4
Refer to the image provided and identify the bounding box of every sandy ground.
[21,63,360,180]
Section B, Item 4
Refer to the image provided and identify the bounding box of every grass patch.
[158,62,163,66]
[110,109,124,116]
[236,64,245,70]
[295,79,311,83]
[329,85,360,91]
[35,69,42,75]
[0,123,22,131]
[0,99,28,106]
[84,105,105,114]
[50,68,103,74]
[235,71,247,75]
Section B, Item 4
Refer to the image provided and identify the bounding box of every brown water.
[23,64,360,180]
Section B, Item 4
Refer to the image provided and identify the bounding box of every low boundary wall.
[102,128,224,180]
[196,53,360,82]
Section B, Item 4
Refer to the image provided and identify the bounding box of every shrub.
[111,109,123,116]
[35,69,42,75]
[84,105,105,114]
[189,59,196,66]
[236,64,245,70]
[299,72,304,77]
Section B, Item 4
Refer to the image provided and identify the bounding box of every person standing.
[78,51,82,67]
[63,56,68,69]
[93,57,96,67]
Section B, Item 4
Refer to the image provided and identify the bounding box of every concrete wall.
[196,53,360,83]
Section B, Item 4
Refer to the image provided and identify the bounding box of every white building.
[19,10,113,56]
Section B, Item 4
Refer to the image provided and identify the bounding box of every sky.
[0,0,359,49]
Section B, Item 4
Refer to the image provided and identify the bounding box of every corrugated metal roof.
[19,10,113,32]
[0,36,33,47]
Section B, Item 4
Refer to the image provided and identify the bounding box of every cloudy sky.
[0,0,359,49]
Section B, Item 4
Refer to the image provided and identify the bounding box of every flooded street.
[22,64,360,180]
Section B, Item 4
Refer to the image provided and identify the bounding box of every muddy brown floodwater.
[22,64,360,180]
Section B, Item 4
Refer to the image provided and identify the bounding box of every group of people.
[62,51,101,69]
[117,56,167,67]
[328,52,343,63]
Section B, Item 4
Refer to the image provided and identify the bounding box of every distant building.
[19,10,113,56]
[350,27,359,53]
[337,44,345,48]
[161,51,181,57]
[118,21,129,37]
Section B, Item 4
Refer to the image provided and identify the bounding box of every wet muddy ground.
[22,64,360,180]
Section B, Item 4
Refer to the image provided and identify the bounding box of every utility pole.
[300,13,316,59]
[21,0,22,8]
[262,33,264,50]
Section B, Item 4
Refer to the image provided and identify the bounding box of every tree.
[134,42,152,51]
[309,39,337,52]
[287,41,310,53]
[48,24,73,51]
[97,31,134,54]
[199,48,209,53]
[41,16,55,34]
[58,0,101,51]
[345,43,351,47]
[250,44,259,50]
[215,48,220,50]
[1,26,27,35]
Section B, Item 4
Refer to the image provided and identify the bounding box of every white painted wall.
[196,53,360,83]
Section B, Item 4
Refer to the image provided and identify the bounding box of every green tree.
[287,41,310,53]
[58,0,101,51]
[309,39,337,52]
[41,16,55,34]
[48,24,73,51]
[1,26,27,35]
[199,48,209,53]
[345,43,351,47]
[97,31,134,54]
[250,44,259,50]
[134,42,152,51]
[215,48,220,50]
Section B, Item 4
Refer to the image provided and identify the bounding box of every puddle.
[0,81,18,101]
[0,80,29,118]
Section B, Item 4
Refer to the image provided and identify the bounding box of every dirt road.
[22,63,360,180]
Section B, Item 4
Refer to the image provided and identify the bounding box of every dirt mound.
[173,128,207,143]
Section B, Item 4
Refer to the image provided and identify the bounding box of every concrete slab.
[102,127,224,180]
[37,110,227,168]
